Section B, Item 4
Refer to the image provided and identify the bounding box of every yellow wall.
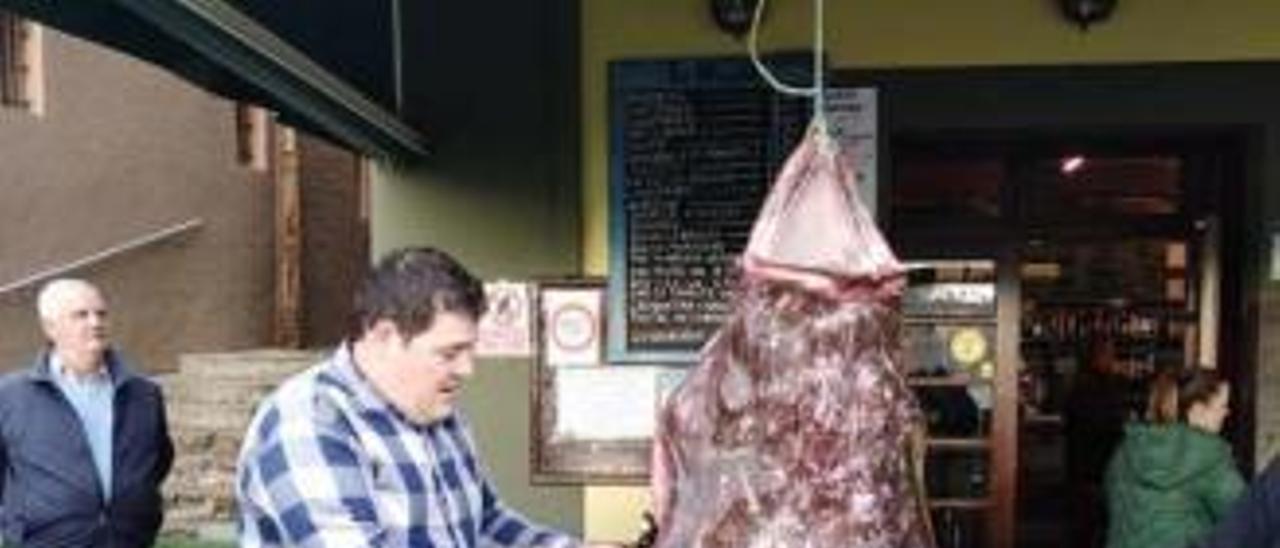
[581,0,1280,541]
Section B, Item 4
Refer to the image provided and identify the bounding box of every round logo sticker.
[551,303,597,351]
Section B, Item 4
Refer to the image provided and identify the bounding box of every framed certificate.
[531,362,688,484]
[530,278,691,483]
[538,279,606,367]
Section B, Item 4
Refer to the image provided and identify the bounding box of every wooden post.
[991,247,1020,548]
[273,126,302,348]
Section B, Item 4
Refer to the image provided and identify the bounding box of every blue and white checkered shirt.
[235,345,577,547]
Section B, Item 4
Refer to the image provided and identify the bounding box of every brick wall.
[0,27,274,375]
[299,133,366,348]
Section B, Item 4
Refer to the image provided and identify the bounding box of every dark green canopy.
[0,0,426,160]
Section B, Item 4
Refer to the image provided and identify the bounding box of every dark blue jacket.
[1197,456,1280,548]
[0,349,173,548]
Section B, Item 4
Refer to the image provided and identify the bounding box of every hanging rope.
[813,0,826,124]
[747,0,829,135]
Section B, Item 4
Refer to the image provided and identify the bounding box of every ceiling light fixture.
[1060,155,1086,175]
[1057,0,1117,30]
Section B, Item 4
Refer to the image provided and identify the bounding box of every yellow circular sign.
[949,328,988,366]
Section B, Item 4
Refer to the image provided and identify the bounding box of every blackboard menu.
[607,56,811,363]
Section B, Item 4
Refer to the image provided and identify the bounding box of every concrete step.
[167,412,257,433]
[172,365,312,387]
[165,474,232,499]
[169,435,242,462]
[164,387,272,415]
[178,349,320,379]
[163,501,220,534]
[161,348,323,535]
[195,522,236,543]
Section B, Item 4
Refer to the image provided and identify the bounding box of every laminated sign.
[477,281,534,358]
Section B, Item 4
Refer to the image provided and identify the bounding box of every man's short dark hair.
[352,247,487,339]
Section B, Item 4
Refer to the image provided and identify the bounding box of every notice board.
[606,55,813,363]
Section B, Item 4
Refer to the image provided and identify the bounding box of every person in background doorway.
[236,247,617,547]
[1195,455,1280,548]
[1105,367,1244,548]
[0,278,174,547]
[1064,336,1128,547]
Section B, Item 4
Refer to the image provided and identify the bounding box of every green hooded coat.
[1105,423,1245,548]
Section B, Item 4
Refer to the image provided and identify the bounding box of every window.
[1022,155,1184,223]
[0,11,43,114]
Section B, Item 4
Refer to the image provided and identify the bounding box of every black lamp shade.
[710,0,760,38]
[1058,0,1118,29]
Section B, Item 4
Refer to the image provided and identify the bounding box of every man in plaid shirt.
[236,247,608,547]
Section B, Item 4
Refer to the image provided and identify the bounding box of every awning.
[0,0,426,161]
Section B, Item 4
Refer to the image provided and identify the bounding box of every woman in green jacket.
[1105,368,1245,548]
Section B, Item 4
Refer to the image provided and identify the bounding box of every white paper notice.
[477,281,534,358]
[826,88,879,220]
[553,366,659,441]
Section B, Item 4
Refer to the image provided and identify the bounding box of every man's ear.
[39,318,56,342]
[366,319,403,345]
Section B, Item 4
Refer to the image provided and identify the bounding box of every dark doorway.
[889,131,1251,548]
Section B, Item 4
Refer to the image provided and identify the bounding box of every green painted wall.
[368,0,585,536]
[372,163,584,533]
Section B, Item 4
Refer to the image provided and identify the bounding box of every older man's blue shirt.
[50,353,115,498]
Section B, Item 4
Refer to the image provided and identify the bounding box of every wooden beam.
[273,125,302,348]
[990,247,1020,548]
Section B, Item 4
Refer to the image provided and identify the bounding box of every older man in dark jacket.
[0,279,173,547]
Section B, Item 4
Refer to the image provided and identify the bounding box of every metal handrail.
[0,218,204,297]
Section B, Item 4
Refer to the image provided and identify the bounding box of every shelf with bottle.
[900,260,1000,548]
[930,498,993,510]
[930,505,990,548]
[902,261,996,319]
[928,437,992,451]
[909,373,989,388]
[904,315,998,326]
[925,449,990,501]
[915,384,993,439]
[1022,304,1195,344]
[903,321,998,378]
